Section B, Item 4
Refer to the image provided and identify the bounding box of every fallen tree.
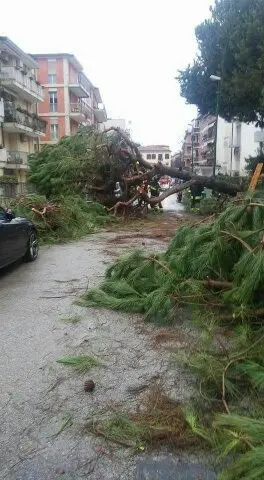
[83,191,264,321]
[11,194,109,243]
[81,189,264,479]
[107,127,242,200]
[28,126,243,214]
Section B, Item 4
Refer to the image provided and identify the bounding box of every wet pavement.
[136,454,216,480]
[0,220,215,480]
[162,193,184,213]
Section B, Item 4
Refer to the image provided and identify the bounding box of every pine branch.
[203,279,233,289]
[222,332,264,414]
[107,194,139,215]
[220,230,254,252]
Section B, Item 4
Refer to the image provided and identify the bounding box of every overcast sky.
[1,0,213,151]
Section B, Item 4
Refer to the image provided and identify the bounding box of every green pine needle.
[57,355,100,372]
[239,361,264,390]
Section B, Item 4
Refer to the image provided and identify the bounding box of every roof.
[0,36,38,69]
[30,53,83,72]
[139,145,171,152]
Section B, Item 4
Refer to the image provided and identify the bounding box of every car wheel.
[25,231,39,262]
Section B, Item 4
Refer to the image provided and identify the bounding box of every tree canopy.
[28,126,135,203]
[177,0,264,127]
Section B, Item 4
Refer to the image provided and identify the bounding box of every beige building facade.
[0,37,45,188]
[139,145,171,167]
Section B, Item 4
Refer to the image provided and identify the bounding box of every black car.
[0,210,38,268]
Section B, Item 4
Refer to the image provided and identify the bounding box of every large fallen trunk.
[153,164,241,196]
[106,127,243,197]
[108,181,194,215]
[140,181,194,205]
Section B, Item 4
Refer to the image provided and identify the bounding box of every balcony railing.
[7,150,28,165]
[77,73,91,96]
[70,102,93,120]
[0,66,44,100]
[4,103,46,134]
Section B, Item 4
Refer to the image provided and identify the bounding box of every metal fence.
[0,182,36,206]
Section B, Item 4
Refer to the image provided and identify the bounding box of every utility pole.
[191,129,194,172]
[210,75,221,177]
[230,121,234,176]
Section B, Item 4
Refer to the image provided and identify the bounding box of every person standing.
[149,176,163,210]
[190,184,204,211]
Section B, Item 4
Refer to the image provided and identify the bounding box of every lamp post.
[210,75,221,177]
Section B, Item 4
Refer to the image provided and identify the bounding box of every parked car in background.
[0,209,38,269]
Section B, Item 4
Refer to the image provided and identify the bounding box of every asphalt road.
[0,229,215,480]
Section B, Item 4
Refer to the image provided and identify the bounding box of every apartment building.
[216,118,262,176]
[0,37,46,185]
[181,119,201,169]
[139,145,171,167]
[189,114,262,176]
[182,130,193,168]
[31,53,107,144]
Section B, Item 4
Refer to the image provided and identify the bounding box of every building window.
[165,153,170,160]
[151,154,156,160]
[158,154,163,161]
[49,91,58,112]
[50,123,58,141]
[146,154,151,160]
[48,74,56,84]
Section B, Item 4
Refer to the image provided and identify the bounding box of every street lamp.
[210,75,221,177]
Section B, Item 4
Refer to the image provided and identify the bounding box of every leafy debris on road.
[57,355,100,373]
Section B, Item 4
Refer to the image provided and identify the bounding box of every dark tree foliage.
[178,0,264,127]
[245,152,264,174]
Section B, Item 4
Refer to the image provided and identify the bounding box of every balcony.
[201,120,216,134]
[7,150,29,169]
[0,149,29,170]
[202,131,214,148]
[69,72,91,98]
[70,102,93,123]
[0,66,44,102]
[4,103,46,136]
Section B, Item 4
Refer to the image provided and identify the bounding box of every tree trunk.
[140,181,194,205]
[153,164,241,196]
[105,127,243,196]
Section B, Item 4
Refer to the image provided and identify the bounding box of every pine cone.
[84,380,95,392]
